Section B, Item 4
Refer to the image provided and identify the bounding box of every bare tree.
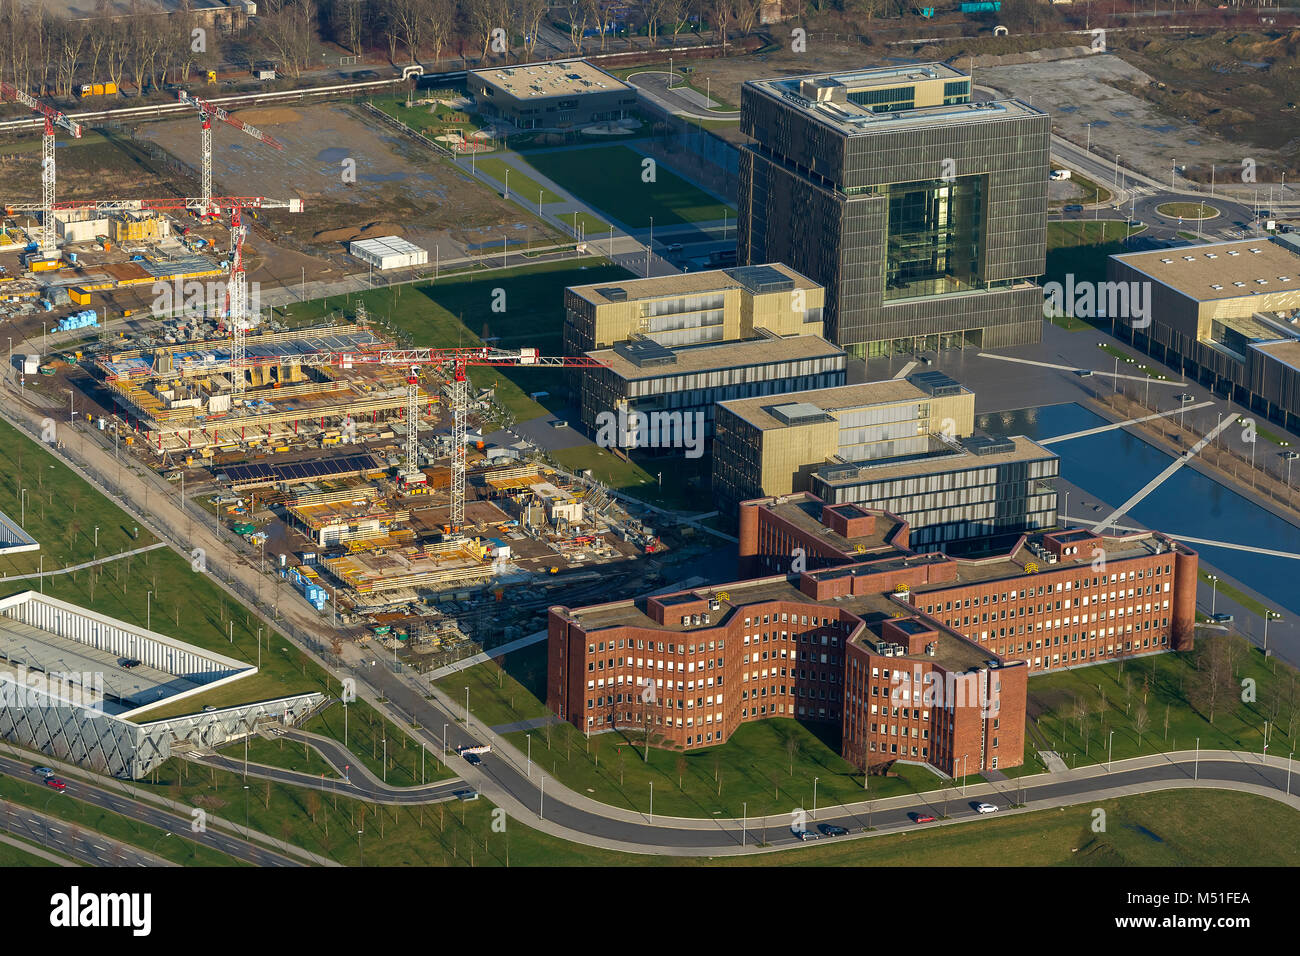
[675,754,687,789]
[734,0,761,37]
[1134,703,1150,750]
[423,0,454,66]
[1191,639,1232,725]
[785,734,800,775]
[516,0,547,60]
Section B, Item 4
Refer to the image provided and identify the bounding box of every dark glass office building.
[738,64,1051,357]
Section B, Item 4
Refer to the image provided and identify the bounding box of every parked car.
[463,752,483,766]
[1212,613,1234,624]
[818,823,849,837]
[1064,204,1084,212]
[32,766,54,777]
[45,778,67,791]
[791,827,818,841]
[974,802,999,814]
[119,658,141,669]
[911,812,936,823]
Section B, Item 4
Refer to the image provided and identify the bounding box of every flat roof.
[1252,339,1300,371]
[588,334,842,381]
[1111,238,1300,303]
[470,60,631,100]
[562,572,992,671]
[719,379,930,431]
[910,529,1185,593]
[568,262,819,307]
[746,66,1041,137]
[814,435,1054,487]
[761,494,905,556]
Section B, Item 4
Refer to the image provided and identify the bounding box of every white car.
[974,802,999,814]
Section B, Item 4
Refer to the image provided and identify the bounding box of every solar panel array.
[222,453,383,485]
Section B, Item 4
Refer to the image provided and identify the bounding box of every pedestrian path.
[1040,401,1215,445]
[0,541,167,582]
[1094,413,1239,533]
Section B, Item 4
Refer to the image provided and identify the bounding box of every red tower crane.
[0,82,83,254]
[176,91,284,219]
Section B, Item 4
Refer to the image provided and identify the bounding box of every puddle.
[317,147,351,162]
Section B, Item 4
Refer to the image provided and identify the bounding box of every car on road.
[463,752,483,766]
[45,778,67,791]
[549,420,569,429]
[454,789,480,801]
[1064,204,1084,212]
[974,802,999,814]
[817,823,848,837]
[911,812,936,823]
[665,242,684,253]
[1128,219,1143,227]
[32,766,54,777]
[1212,613,1234,624]
[119,658,141,669]
[791,827,818,841]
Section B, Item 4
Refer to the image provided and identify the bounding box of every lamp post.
[742,801,747,846]
[443,722,448,759]
[526,733,532,777]
[812,777,818,820]
[1264,611,1281,653]
[649,781,653,822]
[962,754,968,795]
[146,590,152,631]
[357,829,364,866]
[19,488,25,527]
[1108,730,1115,771]
[1208,574,1218,615]
[464,686,471,732]
[1195,737,1199,782]
[243,784,250,830]
[1288,752,1294,797]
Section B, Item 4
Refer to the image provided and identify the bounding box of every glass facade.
[885,175,985,300]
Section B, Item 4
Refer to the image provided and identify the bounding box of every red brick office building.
[547,493,1197,776]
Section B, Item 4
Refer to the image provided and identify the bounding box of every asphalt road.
[0,752,303,866]
[0,803,167,867]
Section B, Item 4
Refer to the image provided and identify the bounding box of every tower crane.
[176,91,284,219]
[0,82,83,254]
[229,345,608,534]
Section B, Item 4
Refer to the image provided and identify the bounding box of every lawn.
[1045,220,1139,289]
[0,772,243,866]
[1199,568,1269,619]
[280,259,633,422]
[434,642,550,731]
[471,157,565,206]
[0,415,433,782]
[0,838,62,866]
[0,417,158,578]
[505,717,953,820]
[519,145,733,228]
[1156,201,1218,220]
[1013,634,1298,775]
[726,790,1300,866]
[1050,169,1112,207]
[238,735,341,779]
[300,698,456,786]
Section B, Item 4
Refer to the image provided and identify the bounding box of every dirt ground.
[979,52,1294,194]
[135,103,560,262]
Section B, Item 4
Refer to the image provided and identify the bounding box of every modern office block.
[737,64,1050,357]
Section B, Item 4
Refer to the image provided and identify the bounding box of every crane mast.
[0,82,83,254]
[177,90,284,218]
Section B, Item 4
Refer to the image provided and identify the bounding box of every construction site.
[0,81,669,672]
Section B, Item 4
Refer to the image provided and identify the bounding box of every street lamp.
[146,590,152,631]
[812,776,818,820]
[442,722,448,759]
[243,785,250,830]
[357,829,364,866]
[1264,611,1282,653]
[649,781,653,822]
[526,733,532,778]
[1208,574,1219,616]
[742,801,747,846]
[464,686,471,732]
[1108,730,1115,771]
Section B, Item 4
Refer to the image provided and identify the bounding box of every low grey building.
[469,60,637,130]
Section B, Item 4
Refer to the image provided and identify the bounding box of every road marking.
[1093,413,1240,534]
[1040,401,1216,444]
[975,352,1186,386]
